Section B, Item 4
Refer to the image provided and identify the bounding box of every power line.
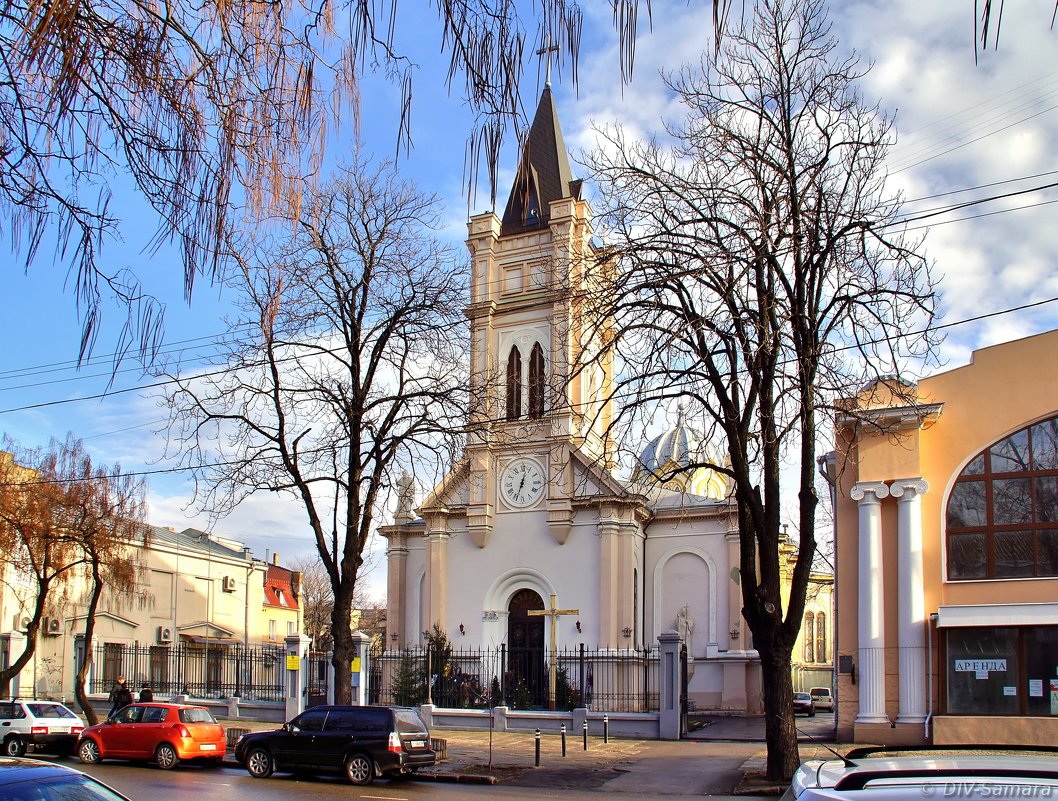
[2,293,1055,488]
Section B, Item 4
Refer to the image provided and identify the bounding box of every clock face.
[500,458,546,508]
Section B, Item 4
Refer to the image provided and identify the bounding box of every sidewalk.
[219,718,779,796]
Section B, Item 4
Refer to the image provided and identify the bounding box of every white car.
[808,687,833,711]
[784,747,1058,800]
[0,700,85,757]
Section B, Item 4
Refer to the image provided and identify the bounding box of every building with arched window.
[830,329,1058,746]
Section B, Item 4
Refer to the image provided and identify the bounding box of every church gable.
[419,458,470,512]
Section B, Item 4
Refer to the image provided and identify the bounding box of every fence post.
[284,634,311,722]
[658,630,682,740]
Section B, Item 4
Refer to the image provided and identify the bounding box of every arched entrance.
[507,589,546,708]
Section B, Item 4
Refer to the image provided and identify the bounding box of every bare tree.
[291,556,336,650]
[586,0,936,779]
[0,0,660,366]
[59,443,150,725]
[162,154,469,704]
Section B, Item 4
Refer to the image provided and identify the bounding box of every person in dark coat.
[109,676,133,714]
[138,685,154,702]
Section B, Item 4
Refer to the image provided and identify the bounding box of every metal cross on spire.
[536,35,560,87]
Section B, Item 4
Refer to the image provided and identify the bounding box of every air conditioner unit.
[46,617,61,635]
[158,626,173,643]
[222,576,236,592]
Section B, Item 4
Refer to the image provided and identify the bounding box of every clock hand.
[517,473,526,494]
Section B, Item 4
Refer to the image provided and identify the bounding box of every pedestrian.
[109,676,132,715]
[138,684,154,702]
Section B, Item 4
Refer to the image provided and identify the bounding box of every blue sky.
[2,0,1057,599]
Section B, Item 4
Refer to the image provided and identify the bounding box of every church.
[380,86,761,713]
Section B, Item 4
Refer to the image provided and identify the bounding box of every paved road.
[75,760,773,801]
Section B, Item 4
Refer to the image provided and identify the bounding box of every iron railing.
[88,642,288,702]
[368,643,660,712]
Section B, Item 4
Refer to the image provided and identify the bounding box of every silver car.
[784,747,1058,800]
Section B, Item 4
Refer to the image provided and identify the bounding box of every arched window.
[506,346,522,420]
[803,613,815,663]
[528,342,545,419]
[815,611,827,664]
[946,414,1058,579]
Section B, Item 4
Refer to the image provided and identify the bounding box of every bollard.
[535,728,541,767]
[583,720,588,750]
[604,714,609,743]
[561,723,567,757]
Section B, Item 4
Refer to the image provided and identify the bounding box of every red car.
[77,703,226,769]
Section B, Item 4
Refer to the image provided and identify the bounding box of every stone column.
[384,532,408,646]
[851,481,889,724]
[891,478,929,723]
[725,531,745,651]
[425,519,450,636]
[598,519,619,648]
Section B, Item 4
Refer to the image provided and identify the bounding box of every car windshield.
[794,693,811,700]
[27,704,78,719]
[8,774,128,801]
[179,708,217,724]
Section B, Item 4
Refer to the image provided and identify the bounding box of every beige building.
[0,524,302,700]
[778,536,835,693]
[832,329,1058,745]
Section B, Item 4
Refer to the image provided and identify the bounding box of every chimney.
[272,552,279,566]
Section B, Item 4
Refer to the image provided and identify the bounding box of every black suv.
[233,705,436,786]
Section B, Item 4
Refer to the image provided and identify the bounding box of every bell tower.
[462,85,615,549]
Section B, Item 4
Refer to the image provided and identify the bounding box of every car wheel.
[345,753,374,786]
[78,739,101,764]
[155,743,179,770]
[245,747,274,779]
[809,711,816,717]
[4,736,26,757]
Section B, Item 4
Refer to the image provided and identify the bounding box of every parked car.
[808,686,833,711]
[783,746,1058,800]
[792,692,815,717]
[77,703,225,769]
[0,700,85,757]
[234,705,436,786]
[0,756,132,801]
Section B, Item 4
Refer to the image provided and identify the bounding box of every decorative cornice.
[837,402,943,433]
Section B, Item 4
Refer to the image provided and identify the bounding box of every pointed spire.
[500,85,581,235]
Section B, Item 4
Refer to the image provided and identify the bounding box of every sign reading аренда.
[954,659,1007,672]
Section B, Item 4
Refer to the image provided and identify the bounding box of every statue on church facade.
[676,604,694,652]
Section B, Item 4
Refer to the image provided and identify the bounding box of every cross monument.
[528,593,579,709]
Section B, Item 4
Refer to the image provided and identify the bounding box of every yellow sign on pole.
[286,654,300,671]
[352,657,362,672]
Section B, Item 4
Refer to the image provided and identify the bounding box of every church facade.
[380,87,760,713]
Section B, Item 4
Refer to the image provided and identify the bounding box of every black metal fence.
[368,644,660,712]
[88,642,288,702]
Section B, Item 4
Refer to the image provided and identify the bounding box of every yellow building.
[0,522,302,700]
[832,329,1058,745]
